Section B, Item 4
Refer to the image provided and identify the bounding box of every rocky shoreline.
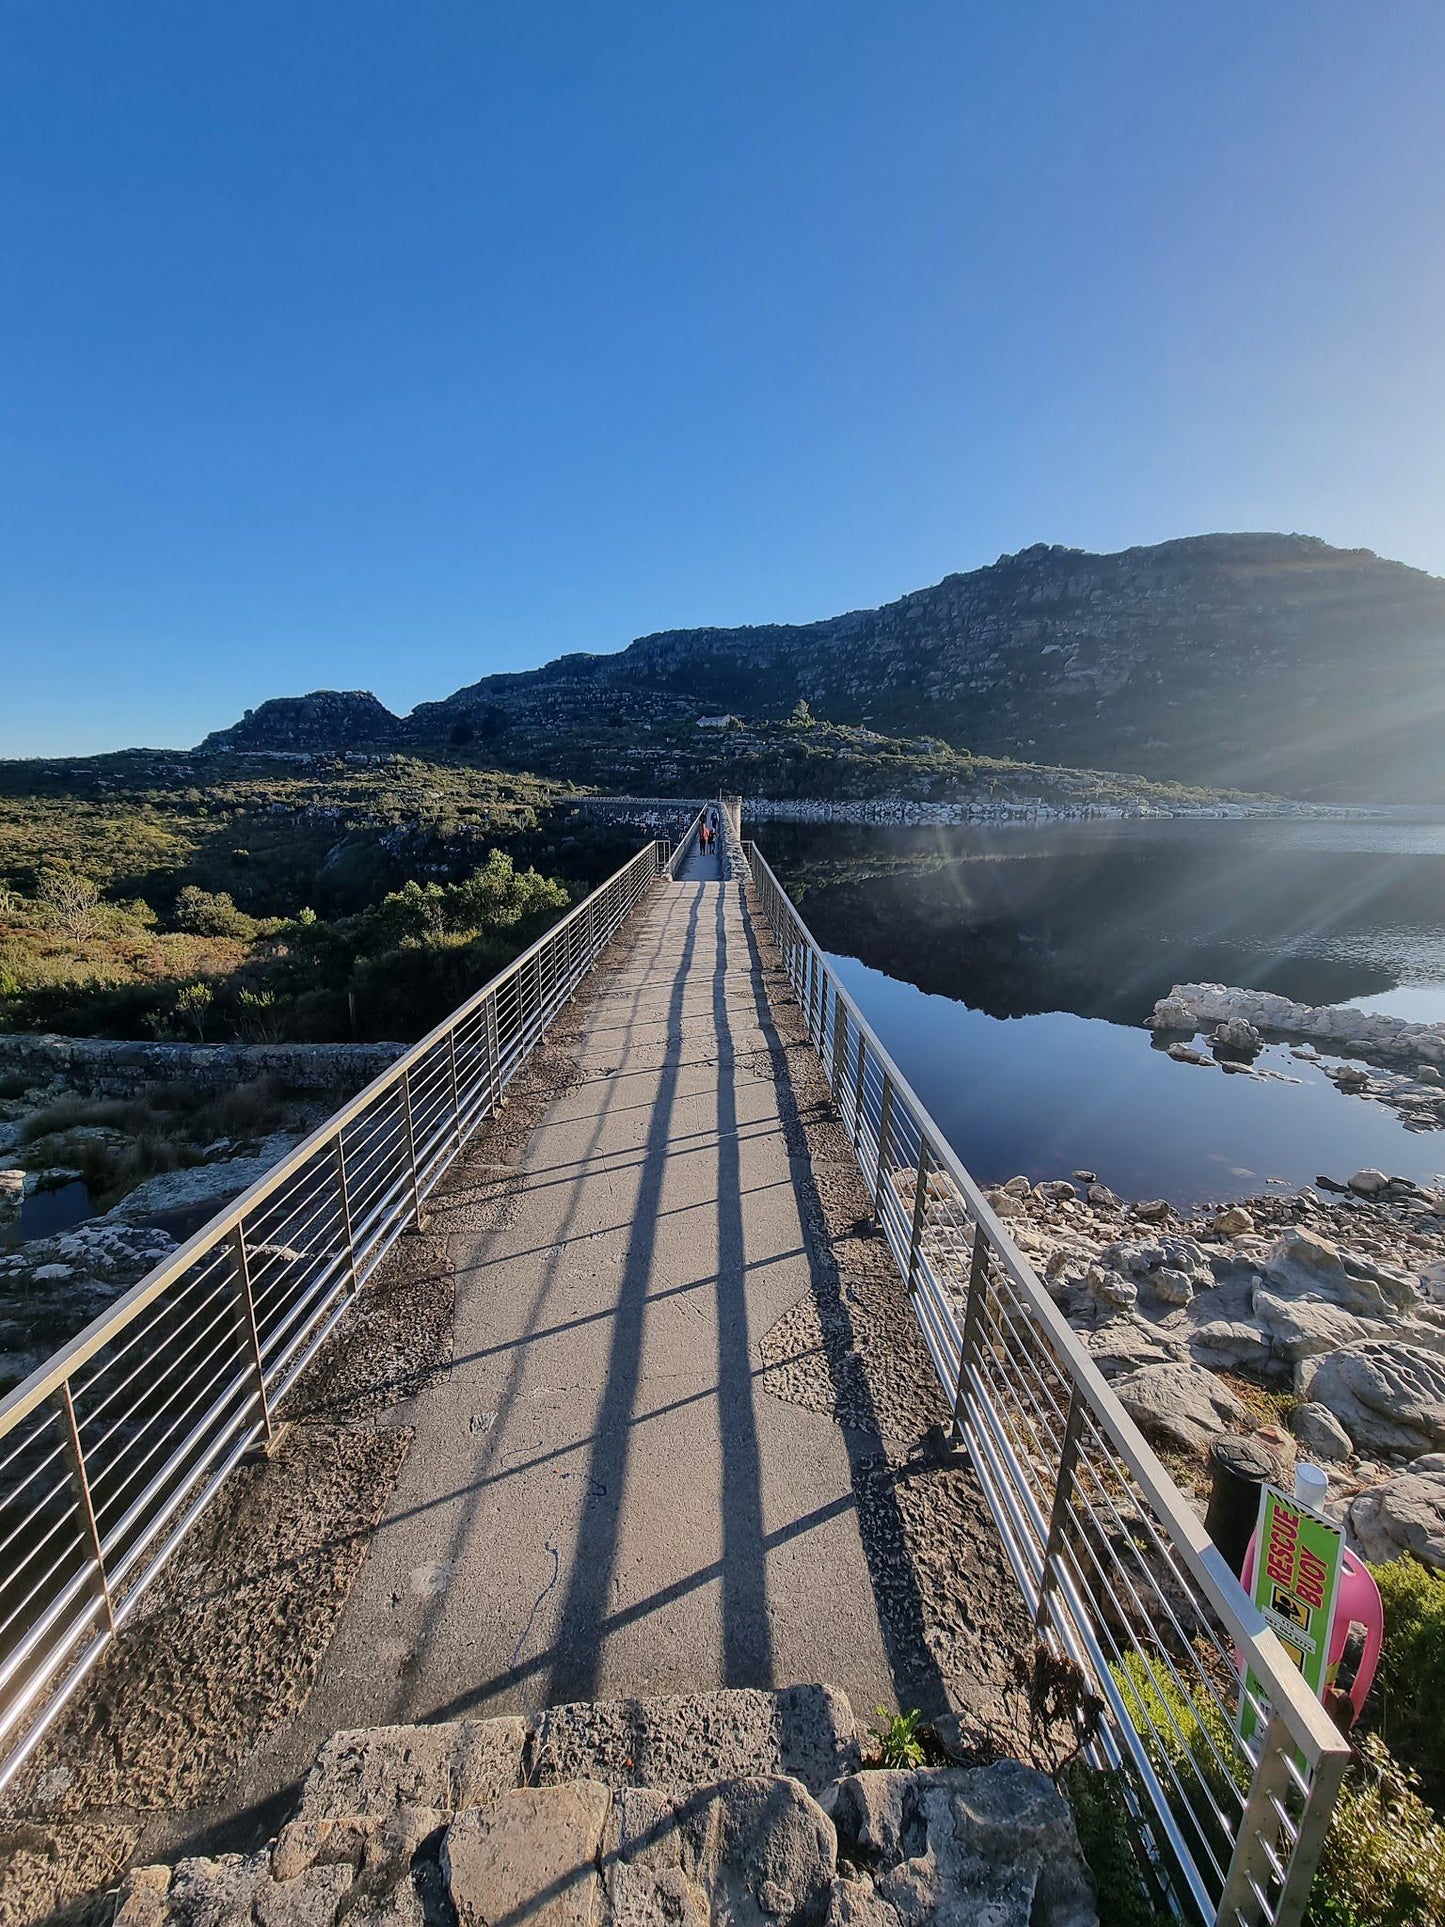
[1148,980,1445,1132]
[584,793,1353,830]
[981,1169,1445,1570]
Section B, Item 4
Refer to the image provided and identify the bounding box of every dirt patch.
[0,1821,137,1927]
[10,1425,411,1818]
[743,896,1051,1766]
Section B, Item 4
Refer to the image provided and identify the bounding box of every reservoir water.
[762,816,1445,1206]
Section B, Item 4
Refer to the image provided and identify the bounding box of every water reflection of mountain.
[762,825,1445,1024]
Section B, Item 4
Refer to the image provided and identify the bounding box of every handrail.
[661,807,708,878]
[0,838,668,1788]
[740,838,1349,1927]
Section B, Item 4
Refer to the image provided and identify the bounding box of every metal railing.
[742,841,1350,1927]
[662,808,707,877]
[0,838,669,1790]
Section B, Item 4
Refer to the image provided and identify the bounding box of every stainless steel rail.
[742,840,1350,1927]
[0,838,670,1790]
[663,807,707,877]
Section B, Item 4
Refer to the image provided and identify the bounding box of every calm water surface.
[763,816,1445,1206]
[0,1178,92,1249]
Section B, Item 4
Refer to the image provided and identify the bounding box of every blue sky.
[2,2,1443,755]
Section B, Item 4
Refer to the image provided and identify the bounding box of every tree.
[37,868,100,943]
[173,981,213,1042]
[790,699,816,727]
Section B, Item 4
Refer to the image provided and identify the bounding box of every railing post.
[1220,1714,1349,1927]
[335,1138,359,1293]
[830,989,847,1105]
[55,1380,115,1635]
[1034,1384,1084,1627]
[228,1223,274,1443]
[447,1030,463,1155]
[951,1223,990,1440]
[905,1141,932,1298]
[485,992,502,1115]
[400,1068,426,1231]
[874,1071,895,1217]
[852,1029,868,1156]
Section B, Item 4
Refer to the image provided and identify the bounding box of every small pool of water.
[0,1178,93,1249]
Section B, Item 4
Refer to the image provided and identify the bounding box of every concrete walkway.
[298,858,892,1740]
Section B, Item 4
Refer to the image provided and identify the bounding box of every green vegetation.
[0,751,647,1042]
[869,1705,930,1769]
[264,851,570,1039]
[17,1076,310,1210]
[1100,1643,1445,1927]
[1312,1735,1445,1927]
[1368,1558,1445,1811]
[1062,1765,1173,1927]
[459,705,1271,811]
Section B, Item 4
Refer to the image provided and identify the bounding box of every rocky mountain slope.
[199,534,1445,799]
[198,689,401,754]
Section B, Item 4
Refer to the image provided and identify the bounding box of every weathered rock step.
[300,1686,862,1819]
[113,1689,1098,1927]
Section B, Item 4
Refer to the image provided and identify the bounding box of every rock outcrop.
[1347,1455,1445,1568]
[198,689,402,754]
[1149,984,1445,1081]
[0,1222,177,1393]
[1301,1342,1445,1460]
[112,1692,1097,1927]
[993,1173,1445,1548]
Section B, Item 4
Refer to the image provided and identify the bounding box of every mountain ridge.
[198,533,1445,800]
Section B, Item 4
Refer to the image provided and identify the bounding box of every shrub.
[1369,1556,1445,1809]
[870,1706,928,1769]
[1109,1650,1445,1927]
[1062,1765,1172,1927]
[37,867,100,942]
[1310,1734,1445,1927]
[174,886,255,938]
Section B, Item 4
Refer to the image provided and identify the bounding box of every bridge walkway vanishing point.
[210,833,893,1815]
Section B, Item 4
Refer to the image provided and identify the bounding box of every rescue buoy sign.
[1240,1486,1344,1741]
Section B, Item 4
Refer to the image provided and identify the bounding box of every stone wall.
[0,1033,405,1098]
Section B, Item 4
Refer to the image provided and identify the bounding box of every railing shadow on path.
[734,885,952,1720]
[710,883,774,1686]
[374,899,690,1727]
[542,886,707,1704]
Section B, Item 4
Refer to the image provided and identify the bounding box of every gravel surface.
[745,899,1056,1767]
[0,1823,137,1927]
